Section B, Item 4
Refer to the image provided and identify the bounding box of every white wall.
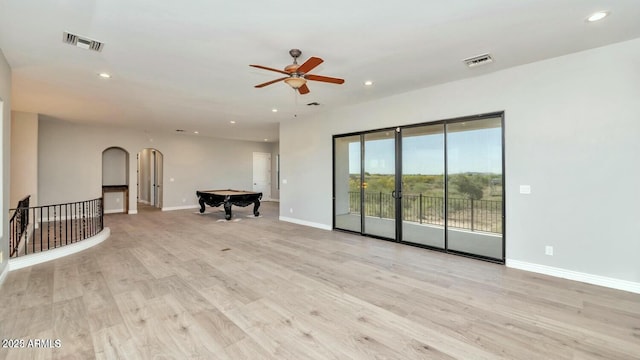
[10,111,38,207]
[102,147,128,185]
[280,38,640,285]
[0,49,11,284]
[38,118,274,212]
[270,142,280,201]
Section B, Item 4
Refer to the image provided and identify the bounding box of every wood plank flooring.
[1,202,639,359]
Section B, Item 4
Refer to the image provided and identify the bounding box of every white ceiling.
[1,1,639,142]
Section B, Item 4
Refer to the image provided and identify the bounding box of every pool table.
[196,189,262,220]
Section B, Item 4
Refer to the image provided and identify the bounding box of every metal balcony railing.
[8,197,104,257]
[347,191,502,234]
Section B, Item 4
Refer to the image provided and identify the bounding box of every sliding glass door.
[446,118,503,259]
[333,135,361,232]
[333,113,504,262]
[363,130,396,239]
[401,124,445,248]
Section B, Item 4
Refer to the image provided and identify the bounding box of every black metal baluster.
[470,198,474,232]
[54,205,57,248]
[91,200,95,235]
[65,203,69,245]
[419,194,423,224]
[100,198,102,231]
[89,200,93,236]
[77,201,80,241]
[38,207,42,252]
[82,201,86,239]
[73,202,77,241]
[10,213,15,256]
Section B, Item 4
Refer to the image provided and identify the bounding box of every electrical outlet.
[545,246,554,256]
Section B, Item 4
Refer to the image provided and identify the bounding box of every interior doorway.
[253,152,271,200]
[137,148,164,210]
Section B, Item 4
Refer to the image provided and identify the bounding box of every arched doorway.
[137,148,163,210]
[102,147,130,214]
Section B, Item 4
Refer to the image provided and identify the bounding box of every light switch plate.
[520,185,531,194]
[545,245,554,256]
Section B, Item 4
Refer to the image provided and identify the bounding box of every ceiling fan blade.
[304,74,345,84]
[296,56,323,74]
[254,77,288,88]
[298,83,310,95]
[250,64,290,75]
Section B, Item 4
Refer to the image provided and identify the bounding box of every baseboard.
[138,200,150,205]
[9,228,111,271]
[104,209,125,214]
[506,259,640,294]
[279,216,332,231]
[128,210,138,214]
[162,205,200,212]
[0,264,8,289]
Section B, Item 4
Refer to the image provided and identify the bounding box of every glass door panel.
[401,125,445,248]
[333,135,362,232]
[363,130,396,239]
[446,117,503,260]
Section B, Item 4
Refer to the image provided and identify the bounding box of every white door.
[155,151,163,209]
[150,151,156,206]
[253,152,271,200]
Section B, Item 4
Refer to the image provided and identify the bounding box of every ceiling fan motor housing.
[284,63,300,73]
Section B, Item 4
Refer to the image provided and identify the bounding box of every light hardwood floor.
[1,202,639,359]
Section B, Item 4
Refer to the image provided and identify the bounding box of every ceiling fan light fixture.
[284,77,307,89]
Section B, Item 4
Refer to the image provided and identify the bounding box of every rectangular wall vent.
[62,32,104,52]
[463,53,493,68]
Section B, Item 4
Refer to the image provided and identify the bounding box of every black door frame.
[332,111,505,264]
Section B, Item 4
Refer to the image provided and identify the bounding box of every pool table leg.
[198,198,206,213]
[224,202,232,220]
[253,200,261,217]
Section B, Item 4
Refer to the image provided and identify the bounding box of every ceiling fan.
[250,49,345,95]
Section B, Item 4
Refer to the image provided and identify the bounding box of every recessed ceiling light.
[264,139,268,142]
[194,131,199,134]
[98,73,111,79]
[272,108,278,113]
[230,120,236,124]
[364,80,373,86]
[587,11,609,22]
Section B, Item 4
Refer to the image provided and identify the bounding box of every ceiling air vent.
[463,53,493,68]
[62,31,105,52]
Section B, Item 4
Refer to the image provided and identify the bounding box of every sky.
[348,127,502,175]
